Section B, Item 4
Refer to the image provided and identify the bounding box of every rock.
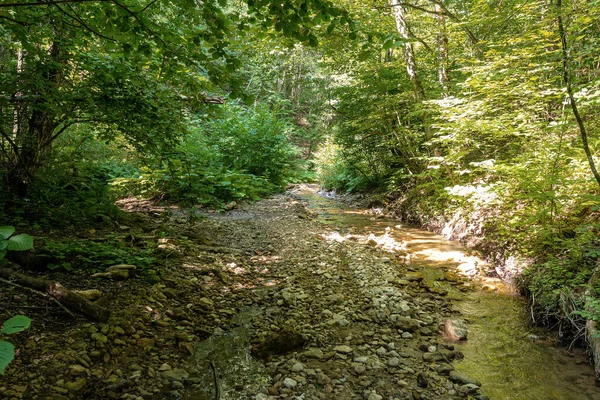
[283,377,297,388]
[387,357,400,367]
[354,356,369,364]
[65,378,86,392]
[161,369,189,382]
[224,201,237,211]
[69,365,88,376]
[443,319,468,341]
[422,352,444,362]
[449,371,481,386]
[91,333,108,343]
[333,345,353,354]
[158,363,172,372]
[403,272,423,282]
[198,297,214,311]
[390,315,421,332]
[437,363,454,375]
[367,393,383,400]
[252,328,307,358]
[291,363,304,373]
[91,269,130,281]
[106,264,137,272]
[417,372,429,388]
[303,348,324,359]
[458,383,480,396]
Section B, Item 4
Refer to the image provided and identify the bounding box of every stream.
[303,188,600,400]
[189,187,600,399]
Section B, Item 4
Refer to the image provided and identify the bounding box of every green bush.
[111,101,301,205]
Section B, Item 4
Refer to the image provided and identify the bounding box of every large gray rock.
[443,319,468,341]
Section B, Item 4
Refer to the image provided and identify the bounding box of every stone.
[443,319,468,341]
[69,365,88,376]
[303,348,324,359]
[91,333,108,343]
[417,372,429,388]
[283,377,297,388]
[390,316,421,332]
[387,357,400,367]
[333,345,353,354]
[291,363,304,373]
[161,368,189,382]
[449,371,481,386]
[158,363,172,372]
[65,378,86,392]
[198,298,214,311]
[367,393,383,400]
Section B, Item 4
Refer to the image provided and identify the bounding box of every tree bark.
[0,267,110,322]
[435,3,450,95]
[389,0,425,101]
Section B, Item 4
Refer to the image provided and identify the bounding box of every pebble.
[333,345,353,354]
[291,363,304,372]
[283,377,297,388]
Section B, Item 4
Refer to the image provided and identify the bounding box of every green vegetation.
[0,315,31,375]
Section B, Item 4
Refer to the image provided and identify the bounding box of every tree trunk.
[435,3,450,95]
[389,0,425,101]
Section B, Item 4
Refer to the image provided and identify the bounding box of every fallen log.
[0,267,110,322]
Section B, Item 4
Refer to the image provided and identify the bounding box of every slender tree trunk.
[556,0,600,188]
[435,4,450,95]
[389,0,425,101]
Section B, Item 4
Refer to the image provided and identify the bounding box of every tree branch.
[0,13,30,25]
[62,2,116,41]
[557,0,600,188]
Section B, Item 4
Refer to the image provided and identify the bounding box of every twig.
[0,277,76,319]
[210,360,220,400]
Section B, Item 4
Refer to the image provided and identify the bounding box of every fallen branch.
[0,277,76,318]
[0,267,110,322]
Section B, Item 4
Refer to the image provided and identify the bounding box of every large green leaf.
[0,249,6,259]
[0,227,15,240]
[1,315,31,335]
[6,234,33,251]
[0,240,7,251]
[0,340,15,375]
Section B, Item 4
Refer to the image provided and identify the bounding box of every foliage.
[41,238,158,273]
[0,315,31,375]
[110,102,301,205]
[0,226,33,260]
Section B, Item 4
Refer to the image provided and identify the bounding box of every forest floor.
[1,185,485,400]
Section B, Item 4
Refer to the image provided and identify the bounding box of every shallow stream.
[301,188,600,399]
[189,187,600,399]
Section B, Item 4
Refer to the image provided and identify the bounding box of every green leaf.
[7,234,33,251]
[0,340,15,375]
[0,240,7,251]
[358,51,370,61]
[1,315,31,335]
[0,249,6,259]
[0,227,15,240]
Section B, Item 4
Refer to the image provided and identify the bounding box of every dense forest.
[2,0,600,398]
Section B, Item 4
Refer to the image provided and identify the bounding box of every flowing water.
[300,187,600,400]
